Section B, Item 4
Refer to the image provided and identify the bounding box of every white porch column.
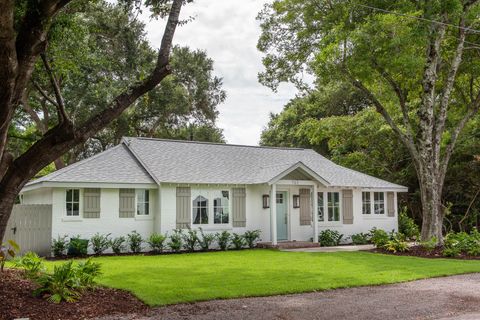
[313,183,319,243]
[155,184,162,234]
[270,183,277,245]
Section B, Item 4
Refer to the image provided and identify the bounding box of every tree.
[0,0,187,241]
[257,0,480,242]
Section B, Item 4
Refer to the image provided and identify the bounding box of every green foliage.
[13,251,45,279]
[182,229,199,252]
[443,229,480,257]
[383,235,409,253]
[419,237,438,253]
[147,233,167,253]
[168,229,183,253]
[318,229,343,247]
[0,240,19,272]
[76,258,102,288]
[109,236,126,254]
[52,235,69,257]
[127,231,143,253]
[370,228,390,248]
[216,231,231,251]
[68,237,88,257]
[198,228,215,251]
[398,208,420,240]
[350,233,371,245]
[90,233,111,255]
[231,233,245,250]
[243,230,262,249]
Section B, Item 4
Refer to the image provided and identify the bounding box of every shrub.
[147,233,167,253]
[52,235,69,257]
[216,231,231,251]
[127,231,143,253]
[34,260,81,303]
[442,230,480,257]
[419,237,437,253]
[383,235,409,253]
[76,258,102,288]
[68,236,88,257]
[350,232,371,245]
[398,208,420,240]
[182,229,199,252]
[443,247,461,257]
[198,228,215,251]
[318,229,343,247]
[243,230,261,248]
[231,233,245,250]
[13,251,45,279]
[370,228,390,248]
[168,229,183,253]
[90,233,111,255]
[0,240,19,272]
[109,236,126,254]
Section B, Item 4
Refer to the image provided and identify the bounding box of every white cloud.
[141,0,298,145]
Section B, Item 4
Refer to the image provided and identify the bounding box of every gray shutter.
[299,188,312,225]
[342,189,353,224]
[232,188,246,227]
[176,187,191,229]
[119,189,135,218]
[83,188,101,218]
[387,192,395,217]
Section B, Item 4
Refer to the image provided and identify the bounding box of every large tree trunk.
[419,174,444,241]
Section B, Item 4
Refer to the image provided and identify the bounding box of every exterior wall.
[21,188,53,204]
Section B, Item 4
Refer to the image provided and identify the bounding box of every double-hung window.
[327,192,340,222]
[317,192,324,222]
[136,189,150,216]
[213,190,229,224]
[193,195,209,224]
[362,192,371,215]
[66,189,80,216]
[374,192,385,215]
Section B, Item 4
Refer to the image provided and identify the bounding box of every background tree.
[257,0,480,242]
[0,0,187,240]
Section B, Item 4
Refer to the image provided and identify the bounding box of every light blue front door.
[276,192,288,241]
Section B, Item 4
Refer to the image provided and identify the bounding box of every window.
[66,189,80,216]
[193,195,209,224]
[327,192,340,221]
[362,192,371,215]
[136,189,149,215]
[276,193,284,204]
[374,192,385,214]
[317,192,324,222]
[214,190,229,224]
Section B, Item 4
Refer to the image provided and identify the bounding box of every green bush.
[127,231,143,253]
[52,235,69,257]
[370,228,390,248]
[168,229,183,253]
[383,234,409,253]
[13,251,45,279]
[68,236,88,256]
[109,236,126,254]
[182,229,199,252]
[243,230,261,248]
[419,236,437,253]
[350,232,371,245]
[398,208,420,240]
[443,230,480,257]
[147,233,167,253]
[0,239,19,272]
[231,233,246,250]
[90,233,111,255]
[318,229,343,247]
[198,228,215,251]
[76,258,102,288]
[216,231,231,251]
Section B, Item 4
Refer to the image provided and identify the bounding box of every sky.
[140,0,298,145]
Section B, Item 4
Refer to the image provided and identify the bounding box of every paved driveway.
[100,273,480,320]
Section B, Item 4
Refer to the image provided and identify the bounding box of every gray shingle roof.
[26,137,407,190]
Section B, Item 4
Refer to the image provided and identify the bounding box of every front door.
[276,192,288,241]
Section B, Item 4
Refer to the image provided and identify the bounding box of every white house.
[20,137,407,248]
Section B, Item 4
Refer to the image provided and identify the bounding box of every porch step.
[257,241,320,249]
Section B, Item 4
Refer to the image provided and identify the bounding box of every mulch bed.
[370,245,480,260]
[0,269,149,320]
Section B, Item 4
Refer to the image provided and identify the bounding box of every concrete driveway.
[99,273,480,320]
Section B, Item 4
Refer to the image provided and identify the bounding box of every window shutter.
[232,188,246,227]
[176,187,191,229]
[84,188,100,218]
[299,188,312,225]
[119,189,135,218]
[387,192,395,217]
[342,189,353,224]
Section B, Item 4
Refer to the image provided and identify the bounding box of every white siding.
[21,188,53,204]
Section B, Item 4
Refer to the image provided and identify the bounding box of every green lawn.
[44,250,480,306]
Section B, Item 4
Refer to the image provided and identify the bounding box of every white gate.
[3,204,52,256]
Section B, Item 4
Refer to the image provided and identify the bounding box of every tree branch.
[40,52,69,123]
[32,80,59,109]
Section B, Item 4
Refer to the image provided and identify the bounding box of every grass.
[42,249,480,306]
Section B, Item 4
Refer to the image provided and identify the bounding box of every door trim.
[276,191,288,241]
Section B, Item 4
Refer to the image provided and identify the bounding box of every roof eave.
[267,161,331,186]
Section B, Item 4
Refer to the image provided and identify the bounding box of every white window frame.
[373,191,385,215]
[135,189,150,216]
[362,191,387,218]
[213,190,230,225]
[65,188,81,217]
[191,188,232,228]
[362,192,371,215]
[317,190,342,225]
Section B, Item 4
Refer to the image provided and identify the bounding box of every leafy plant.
[182,229,199,252]
[350,232,371,245]
[198,228,215,251]
[318,229,343,247]
[76,258,102,288]
[370,228,390,248]
[68,236,89,257]
[34,260,81,303]
[243,230,261,248]
[13,251,45,279]
[147,233,167,253]
[52,235,69,257]
[231,233,245,250]
[90,233,111,255]
[443,247,461,257]
[168,229,183,253]
[109,236,126,254]
[216,231,231,251]
[419,237,438,253]
[383,235,409,253]
[127,231,143,253]
[0,240,19,272]
[398,208,420,240]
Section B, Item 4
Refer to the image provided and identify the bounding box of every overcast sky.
[140,0,298,145]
